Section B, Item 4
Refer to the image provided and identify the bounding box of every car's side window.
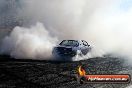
[82,40,88,46]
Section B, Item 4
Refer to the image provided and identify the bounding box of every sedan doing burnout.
[52,40,91,60]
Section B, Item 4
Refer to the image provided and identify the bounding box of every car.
[52,40,91,61]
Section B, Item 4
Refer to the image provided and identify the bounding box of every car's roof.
[62,40,87,42]
[62,40,84,41]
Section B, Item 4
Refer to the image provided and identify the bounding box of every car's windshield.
[60,40,79,47]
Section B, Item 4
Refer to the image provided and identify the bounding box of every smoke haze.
[0,0,132,61]
[0,22,57,59]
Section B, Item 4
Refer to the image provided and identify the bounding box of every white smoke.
[1,0,132,61]
[0,22,57,59]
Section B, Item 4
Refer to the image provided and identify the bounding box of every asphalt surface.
[0,55,132,88]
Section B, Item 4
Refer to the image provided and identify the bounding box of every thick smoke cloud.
[0,22,57,59]
[1,0,132,61]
